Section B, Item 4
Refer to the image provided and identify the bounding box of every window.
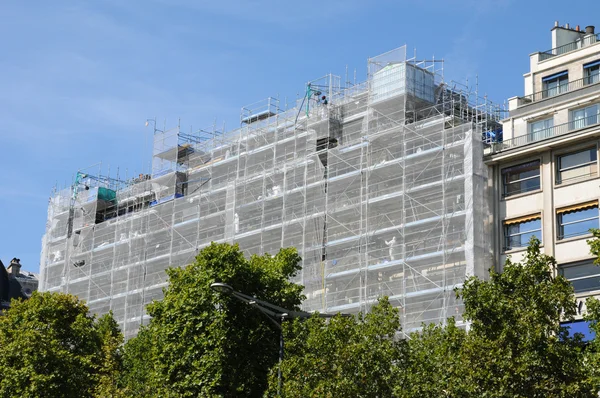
[557,201,599,239]
[556,148,597,183]
[542,71,568,98]
[504,215,542,250]
[570,104,599,130]
[560,259,600,293]
[584,60,600,85]
[502,160,541,197]
[529,118,554,142]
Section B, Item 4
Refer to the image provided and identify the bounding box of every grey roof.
[0,260,35,307]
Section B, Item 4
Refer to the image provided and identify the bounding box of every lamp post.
[210,282,345,396]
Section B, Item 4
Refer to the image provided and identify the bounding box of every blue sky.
[1,0,599,273]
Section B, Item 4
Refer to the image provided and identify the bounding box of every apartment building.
[485,22,600,321]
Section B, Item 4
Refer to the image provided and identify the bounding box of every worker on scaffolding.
[385,236,397,261]
[320,95,329,118]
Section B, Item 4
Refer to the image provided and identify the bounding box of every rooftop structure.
[40,46,501,339]
[485,22,600,155]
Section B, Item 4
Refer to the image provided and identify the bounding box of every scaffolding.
[40,46,499,339]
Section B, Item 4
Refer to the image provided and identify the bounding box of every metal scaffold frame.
[40,45,499,338]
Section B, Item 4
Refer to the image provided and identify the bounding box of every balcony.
[485,112,600,155]
[520,74,599,103]
[538,33,600,61]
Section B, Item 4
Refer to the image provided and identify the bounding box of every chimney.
[7,258,21,277]
[576,25,580,32]
[586,26,595,34]
[555,21,559,28]
[565,23,570,29]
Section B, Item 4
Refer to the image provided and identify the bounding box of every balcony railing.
[486,112,600,155]
[538,33,600,61]
[521,74,599,103]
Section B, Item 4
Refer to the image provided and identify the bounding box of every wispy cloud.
[0,3,242,148]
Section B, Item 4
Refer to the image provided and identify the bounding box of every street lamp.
[210,282,234,295]
[210,282,347,396]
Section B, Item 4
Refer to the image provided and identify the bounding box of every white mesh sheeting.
[40,58,495,339]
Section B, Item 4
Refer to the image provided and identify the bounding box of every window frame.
[570,104,599,130]
[584,60,600,85]
[542,71,569,98]
[559,259,600,294]
[503,214,542,251]
[556,147,598,184]
[528,117,554,142]
[501,160,541,198]
[556,201,599,240]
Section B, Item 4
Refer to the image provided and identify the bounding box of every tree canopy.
[0,292,121,398]
[121,242,305,397]
[6,237,600,397]
[452,237,593,397]
[267,297,406,398]
[398,317,467,397]
[270,237,597,397]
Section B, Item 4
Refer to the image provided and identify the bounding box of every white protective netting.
[40,48,496,338]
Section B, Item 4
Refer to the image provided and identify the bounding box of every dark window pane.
[562,262,600,279]
[559,149,596,170]
[506,170,537,182]
[508,235,522,247]
[505,179,540,196]
[507,223,520,236]
[503,161,540,180]
[561,260,600,293]
[571,277,600,293]
[502,161,540,196]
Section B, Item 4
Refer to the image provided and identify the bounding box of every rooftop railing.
[538,33,600,61]
[485,112,600,155]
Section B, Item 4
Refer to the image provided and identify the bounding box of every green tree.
[397,318,467,397]
[454,237,594,397]
[122,242,305,397]
[0,292,107,398]
[266,297,405,398]
[119,327,155,397]
[93,312,125,398]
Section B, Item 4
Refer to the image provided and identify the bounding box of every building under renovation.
[40,46,500,339]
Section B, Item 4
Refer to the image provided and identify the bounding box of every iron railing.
[487,112,600,154]
[538,33,600,61]
[522,74,600,103]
